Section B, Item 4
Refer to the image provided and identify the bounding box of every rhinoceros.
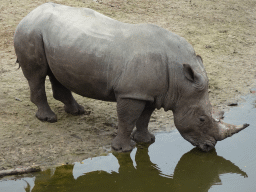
[14,3,249,152]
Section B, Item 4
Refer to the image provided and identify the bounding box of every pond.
[1,94,256,192]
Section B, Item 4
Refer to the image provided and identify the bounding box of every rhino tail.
[16,58,21,69]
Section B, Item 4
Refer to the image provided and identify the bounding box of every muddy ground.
[0,0,256,170]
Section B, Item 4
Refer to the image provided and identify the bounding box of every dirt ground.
[0,0,256,170]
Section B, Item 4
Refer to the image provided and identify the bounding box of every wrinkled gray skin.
[14,3,249,152]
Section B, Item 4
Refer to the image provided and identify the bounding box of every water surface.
[1,94,255,192]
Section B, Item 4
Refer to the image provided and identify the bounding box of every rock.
[15,97,22,101]
[227,102,238,106]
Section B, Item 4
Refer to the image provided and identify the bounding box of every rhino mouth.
[181,135,216,152]
[197,143,215,152]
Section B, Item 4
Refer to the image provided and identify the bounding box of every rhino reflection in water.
[14,3,249,152]
[29,147,247,192]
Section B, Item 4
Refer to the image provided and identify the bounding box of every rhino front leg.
[112,98,146,152]
[49,73,85,115]
[131,106,155,143]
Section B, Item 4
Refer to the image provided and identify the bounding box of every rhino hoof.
[111,137,136,152]
[64,104,85,115]
[131,130,155,144]
[36,110,57,123]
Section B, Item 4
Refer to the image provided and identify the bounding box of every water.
[1,94,256,192]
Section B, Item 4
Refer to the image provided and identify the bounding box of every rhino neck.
[163,89,178,112]
[163,65,181,112]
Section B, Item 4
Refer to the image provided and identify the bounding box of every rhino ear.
[183,64,195,82]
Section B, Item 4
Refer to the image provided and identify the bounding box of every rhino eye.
[199,117,205,122]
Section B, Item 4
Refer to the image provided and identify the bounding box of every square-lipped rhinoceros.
[14,3,249,152]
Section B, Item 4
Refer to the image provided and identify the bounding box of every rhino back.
[14,3,204,103]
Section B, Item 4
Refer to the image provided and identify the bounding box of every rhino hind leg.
[30,78,57,123]
[15,31,57,122]
[112,98,146,152]
[131,106,155,143]
[48,73,85,115]
[18,59,57,123]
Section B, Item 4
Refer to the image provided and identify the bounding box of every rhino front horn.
[216,120,249,141]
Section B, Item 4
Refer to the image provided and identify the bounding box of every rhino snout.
[198,142,216,152]
[182,135,217,152]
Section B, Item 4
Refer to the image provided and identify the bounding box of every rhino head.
[170,63,249,152]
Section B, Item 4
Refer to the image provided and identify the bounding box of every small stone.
[15,98,22,102]
[227,102,238,106]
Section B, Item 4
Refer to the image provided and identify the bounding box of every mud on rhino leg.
[131,106,155,143]
[112,98,146,152]
[48,73,85,115]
